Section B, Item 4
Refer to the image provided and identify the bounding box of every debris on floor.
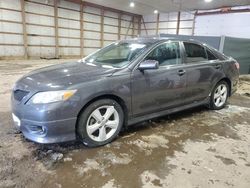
[0,60,250,188]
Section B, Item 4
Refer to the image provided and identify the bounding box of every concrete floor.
[0,59,250,188]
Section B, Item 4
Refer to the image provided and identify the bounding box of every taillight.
[234,62,240,70]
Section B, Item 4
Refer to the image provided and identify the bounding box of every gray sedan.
[11,38,239,147]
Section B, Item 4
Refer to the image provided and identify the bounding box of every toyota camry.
[11,38,239,147]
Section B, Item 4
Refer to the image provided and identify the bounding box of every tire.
[209,81,229,110]
[76,99,124,147]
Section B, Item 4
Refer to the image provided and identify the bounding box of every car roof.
[120,37,202,46]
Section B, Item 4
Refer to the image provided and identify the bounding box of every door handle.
[214,64,221,69]
[178,69,186,76]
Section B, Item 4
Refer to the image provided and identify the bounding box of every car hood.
[16,61,116,91]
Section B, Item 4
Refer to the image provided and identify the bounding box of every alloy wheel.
[213,84,228,108]
[86,105,119,142]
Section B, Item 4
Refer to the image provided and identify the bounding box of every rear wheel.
[76,99,124,147]
[209,81,229,110]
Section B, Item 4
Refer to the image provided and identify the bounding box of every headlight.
[30,90,77,104]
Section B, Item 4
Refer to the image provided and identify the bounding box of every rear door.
[181,42,223,103]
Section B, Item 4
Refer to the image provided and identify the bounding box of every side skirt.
[127,98,209,126]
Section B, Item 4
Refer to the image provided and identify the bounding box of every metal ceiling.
[83,0,250,14]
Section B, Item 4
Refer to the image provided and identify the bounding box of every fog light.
[29,125,46,134]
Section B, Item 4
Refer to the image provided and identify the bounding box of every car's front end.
[11,60,117,144]
[11,80,79,143]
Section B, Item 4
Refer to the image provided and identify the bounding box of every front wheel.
[209,81,229,110]
[76,99,124,147]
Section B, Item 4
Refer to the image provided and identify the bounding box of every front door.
[131,42,187,116]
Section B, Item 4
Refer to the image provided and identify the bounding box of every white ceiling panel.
[84,0,250,15]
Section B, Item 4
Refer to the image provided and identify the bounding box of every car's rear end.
[223,57,240,95]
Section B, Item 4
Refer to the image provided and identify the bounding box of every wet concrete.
[0,59,250,188]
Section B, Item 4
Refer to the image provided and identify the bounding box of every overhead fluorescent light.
[154,10,159,14]
[130,2,135,8]
[204,0,213,3]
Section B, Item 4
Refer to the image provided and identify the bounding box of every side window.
[184,42,207,63]
[145,42,181,66]
[206,49,217,60]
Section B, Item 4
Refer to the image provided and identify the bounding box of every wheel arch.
[76,94,128,131]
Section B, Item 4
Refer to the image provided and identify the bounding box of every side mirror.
[138,60,159,71]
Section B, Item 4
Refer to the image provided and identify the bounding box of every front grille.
[13,89,29,102]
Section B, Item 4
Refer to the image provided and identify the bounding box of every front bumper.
[11,94,79,144]
[13,116,77,144]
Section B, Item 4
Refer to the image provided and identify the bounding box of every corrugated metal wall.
[141,12,195,36]
[0,0,24,58]
[1,1,250,61]
[194,12,250,39]
[0,0,141,59]
[26,0,56,58]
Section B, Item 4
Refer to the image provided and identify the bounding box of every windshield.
[83,42,148,68]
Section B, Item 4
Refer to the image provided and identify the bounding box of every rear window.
[206,49,217,60]
[184,42,207,63]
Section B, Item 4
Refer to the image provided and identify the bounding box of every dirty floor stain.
[0,60,250,188]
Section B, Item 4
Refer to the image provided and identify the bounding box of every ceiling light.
[204,0,213,3]
[154,10,159,14]
[130,2,135,8]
